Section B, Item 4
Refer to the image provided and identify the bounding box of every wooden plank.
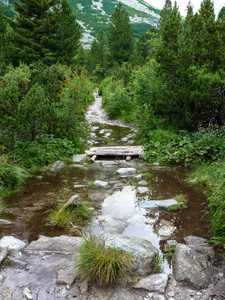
[85,146,144,156]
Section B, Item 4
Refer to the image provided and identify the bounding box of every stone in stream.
[133,273,169,293]
[0,236,27,251]
[51,160,65,172]
[116,168,136,176]
[139,199,179,210]
[94,215,127,234]
[173,243,213,289]
[72,154,87,164]
[137,187,149,194]
[0,219,12,226]
[138,180,148,185]
[93,232,158,276]
[155,220,177,238]
[94,180,108,187]
[61,194,82,210]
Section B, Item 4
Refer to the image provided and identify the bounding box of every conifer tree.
[10,0,60,65]
[108,2,133,65]
[158,0,172,33]
[0,7,7,60]
[56,0,81,65]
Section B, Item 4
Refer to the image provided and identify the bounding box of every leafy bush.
[74,235,135,287]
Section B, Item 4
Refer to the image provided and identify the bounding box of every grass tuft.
[74,235,135,288]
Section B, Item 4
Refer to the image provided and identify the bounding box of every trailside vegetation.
[100,0,225,250]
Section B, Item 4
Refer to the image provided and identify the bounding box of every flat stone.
[56,259,76,287]
[0,219,12,226]
[135,174,147,179]
[95,215,127,234]
[153,295,166,300]
[72,154,87,164]
[101,161,117,166]
[138,180,148,185]
[0,287,13,300]
[184,236,208,246]
[94,180,108,187]
[139,199,179,210]
[137,187,149,194]
[165,240,178,248]
[25,235,82,253]
[8,256,27,268]
[155,220,177,238]
[51,160,65,172]
[73,185,88,188]
[110,289,136,300]
[116,168,136,176]
[133,273,168,293]
[0,236,27,251]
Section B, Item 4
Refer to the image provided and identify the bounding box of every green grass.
[48,200,93,230]
[152,255,164,273]
[74,235,135,287]
[168,193,188,212]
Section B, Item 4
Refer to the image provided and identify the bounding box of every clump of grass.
[48,201,93,229]
[0,197,5,215]
[74,235,135,288]
[152,255,164,273]
[164,245,176,265]
[169,194,188,211]
[0,158,29,189]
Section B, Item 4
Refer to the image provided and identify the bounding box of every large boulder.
[0,236,27,251]
[173,244,213,289]
[93,232,158,276]
[133,273,168,293]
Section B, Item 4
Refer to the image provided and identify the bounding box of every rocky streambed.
[0,92,224,300]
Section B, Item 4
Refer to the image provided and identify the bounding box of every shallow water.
[0,94,210,274]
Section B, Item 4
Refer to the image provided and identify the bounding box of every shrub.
[74,235,135,287]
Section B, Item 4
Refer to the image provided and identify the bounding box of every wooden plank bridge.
[85,146,144,158]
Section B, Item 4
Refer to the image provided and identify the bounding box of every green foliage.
[74,235,135,287]
[48,200,93,229]
[168,194,187,211]
[152,255,164,273]
[142,127,225,167]
[0,156,29,189]
[108,2,134,65]
[188,162,225,248]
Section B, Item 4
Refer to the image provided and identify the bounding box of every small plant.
[164,245,176,265]
[169,194,187,211]
[74,235,135,287]
[48,201,93,230]
[152,255,164,273]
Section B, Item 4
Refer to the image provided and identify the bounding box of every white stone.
[137,187,149,194]
[72,154,87,164]
[94,180,108,187]
[0,236,27,251]
[116,168,136,176]
[139,199,179,210]
[133,273,168,293]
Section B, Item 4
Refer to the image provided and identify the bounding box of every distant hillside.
[0,0,160,48]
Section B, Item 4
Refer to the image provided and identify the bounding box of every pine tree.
[158,0,172,33]
[56,0,81,65]
[108,2,133,65]
[0,7,7,60]
[10,0,60,65]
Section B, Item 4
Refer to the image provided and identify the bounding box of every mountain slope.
[0,0,160,47]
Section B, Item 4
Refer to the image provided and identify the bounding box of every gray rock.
[184,236,207,246]
[74,184,88,188]
[135,174,147,179]
[8,256,27,268]
[153,162,160,165]
[133,273,168,293]
[79,279,89,295]
[138,180,148,185]
[153,295,166,300]
[0,219,12,226]
[93,232,158,276]
[173,244,213,289]
[101,161,117,166]
[51,160,65,172]
[0,236,27,251]
[110,288,136,300]
[139,199,179,210]
[88,192,110,202]
[0,287,13,300]
[56,259,76,287]
[25,235,82,253]
[137,187,149,194]
[0,247,8,264]
[155,220,177,238]
[116,168,136,176]
[72,154,87,164]
[94,180,108,187]
[22,287,33,300]
[95,215,127,234]
[165,240,178,248]
[62,195,82,210]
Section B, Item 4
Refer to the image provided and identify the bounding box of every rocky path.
[0,93,224,300]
